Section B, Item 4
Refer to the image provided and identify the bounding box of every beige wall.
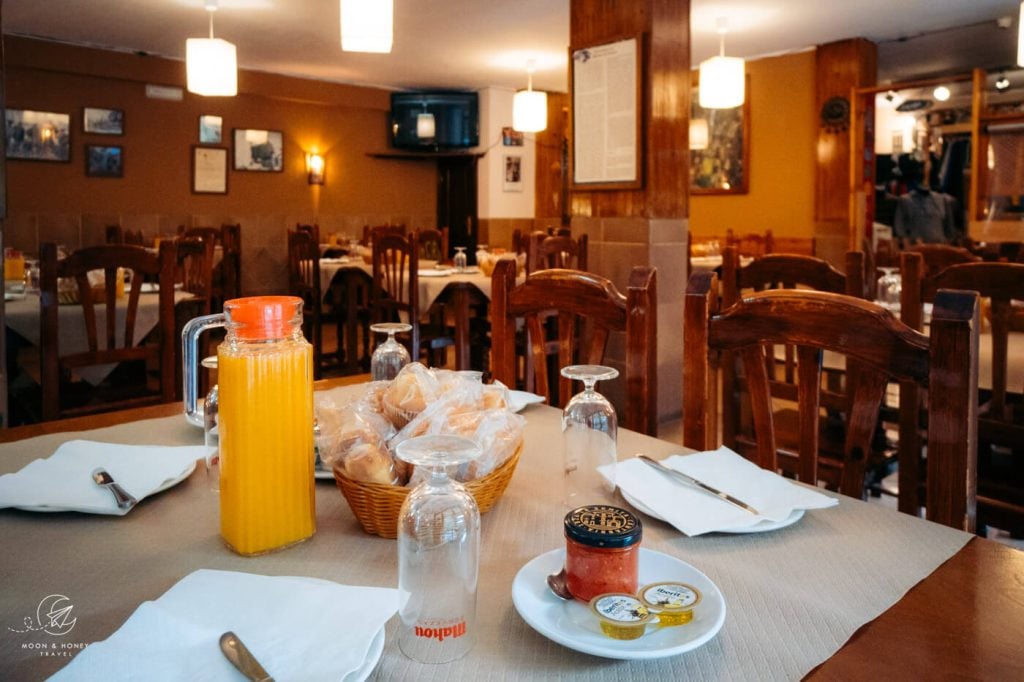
[690,50,818,241]
[3,37,437,295]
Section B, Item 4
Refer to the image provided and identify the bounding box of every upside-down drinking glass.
[561,364,619,509]
[370,322,412,380]
[453,246,468,273]
[877,267,902,310]
[396,435,481,664]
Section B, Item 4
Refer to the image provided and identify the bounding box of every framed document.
[192,146,228,194]
[570,36,642,190]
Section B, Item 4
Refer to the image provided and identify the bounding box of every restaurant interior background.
[1,0,1021,424]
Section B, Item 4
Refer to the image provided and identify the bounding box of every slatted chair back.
[371,232,419,358]
[906,243,978,276]
[287,228,324,379]
[490,259,658,435]
[219,223,243,302]
[527,232,588,274]
[684,271,979,530]
[416,227,450,262]
[40,241,177,421]
[726,229,774,257]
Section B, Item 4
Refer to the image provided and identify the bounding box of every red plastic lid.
[224,296,301,341]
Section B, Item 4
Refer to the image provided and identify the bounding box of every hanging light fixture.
[513,60,547,133]
[341,0,393,53]
[186,0,237,97]
[416,100,435,138]
[699,18,744,109]
[933,85,951,102]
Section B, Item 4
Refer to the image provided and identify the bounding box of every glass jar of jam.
[564,505,642,602]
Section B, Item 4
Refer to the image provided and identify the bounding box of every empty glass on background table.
[396,435,481,664]
[370,322,412,380]
[453,246,467,273]
[561,364,619,509]
[877,267,902,310]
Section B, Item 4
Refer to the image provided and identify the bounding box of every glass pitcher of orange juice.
[182,296,315,555]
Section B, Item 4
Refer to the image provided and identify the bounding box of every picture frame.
[85,145,123,178]
[199,115,223,144]
[233,128,284,172]
[501,126,524,146]
[4,109,71,162]
[192,146,228,194]
[82,107,124,135]
[689,78,751,195]
[503,154,523,192]
[570,35,642,190]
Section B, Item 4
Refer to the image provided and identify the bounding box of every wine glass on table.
[561,364,619,509]
[453,247,467,273]
[396,435,481,664]
[877,267,902,312]
[370,322,412,380]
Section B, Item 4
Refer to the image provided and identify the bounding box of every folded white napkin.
[604,446,838,536]
[51,569,400,682]
[0,440,208,515]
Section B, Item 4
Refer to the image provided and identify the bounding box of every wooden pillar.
[569,0,690,423]
[814,39,876,263]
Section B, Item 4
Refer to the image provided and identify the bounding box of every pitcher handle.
[182,313,226,427]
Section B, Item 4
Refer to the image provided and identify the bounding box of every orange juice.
[217,297,315,555]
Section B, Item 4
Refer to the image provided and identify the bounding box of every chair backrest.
[175,236,215,316]
[371,232,420,358]
[416,227,449,262]
[726,229,774,257]
[684,271,979,530]
[105,225,144,246]
[219,223,242,301]
[527,233,588,274]
[490,259,658,435]
[40,241,177,421]
[296,223,320,243]
[363,224,407,246]
[906,243,978,276]
[287,229,323,378]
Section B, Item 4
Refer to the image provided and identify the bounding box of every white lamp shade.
[416,112,436,138]
[513,89,547,133]
[689,118,709,150]
[699,56,745,109]
[1018,2,1024,66]
[186,38,237,97]
[341,0,393,53]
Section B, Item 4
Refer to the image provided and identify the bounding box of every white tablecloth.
[319,260,494,310]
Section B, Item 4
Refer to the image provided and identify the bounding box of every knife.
[219,631,275,682]
[637,454,760,515]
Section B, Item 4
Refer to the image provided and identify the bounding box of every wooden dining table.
[0,377,1021,679]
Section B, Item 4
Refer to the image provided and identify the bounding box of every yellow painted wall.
[690,50,817,239]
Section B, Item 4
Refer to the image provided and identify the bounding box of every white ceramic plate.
[508,390,545,412]
[620,488,805,534]
[419,268,453,277]
[344,626,384,682]
[13,460,198,513]
[4,291,25,301]
[512,548,726,660]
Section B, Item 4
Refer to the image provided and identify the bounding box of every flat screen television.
[390,91,479,150]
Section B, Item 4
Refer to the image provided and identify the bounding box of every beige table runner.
[0,384,971,680]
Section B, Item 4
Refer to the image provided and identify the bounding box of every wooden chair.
[105,225,144,246]
[719,247,868,486]
[684,271,979,530]
[325,266,373,375]
[173,236,215,397]
[287,229,328,379]
[296,223,320,242]
[416,227,450,262]
[40,242,177,421]
[490,259,658,436]
[527,233,588,274]
[906,243,978,276]
[362,224,406,246]
[726,229,774,257]
[219,223,242,302]
[371,232,453,366]
[902,254,1024,535]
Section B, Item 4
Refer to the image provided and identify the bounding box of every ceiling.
[4,0,1022,93]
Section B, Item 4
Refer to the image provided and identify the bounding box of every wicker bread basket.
[333,439,523,538]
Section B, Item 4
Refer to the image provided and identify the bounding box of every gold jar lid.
[589,593,654,640]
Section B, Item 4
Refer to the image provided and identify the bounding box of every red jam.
[564,506,642,602]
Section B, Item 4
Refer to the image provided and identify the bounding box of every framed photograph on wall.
[503,154,523,192]
[501,126,524,146]
[83,107,124,135]
[4,109,71,162]
[689,78,751,195]
[233,128,283,172]
[192,146,228,194]
[85,145,123,177]
[199,115,223,144]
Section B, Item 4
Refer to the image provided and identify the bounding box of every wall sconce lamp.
[306,152,325,185]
